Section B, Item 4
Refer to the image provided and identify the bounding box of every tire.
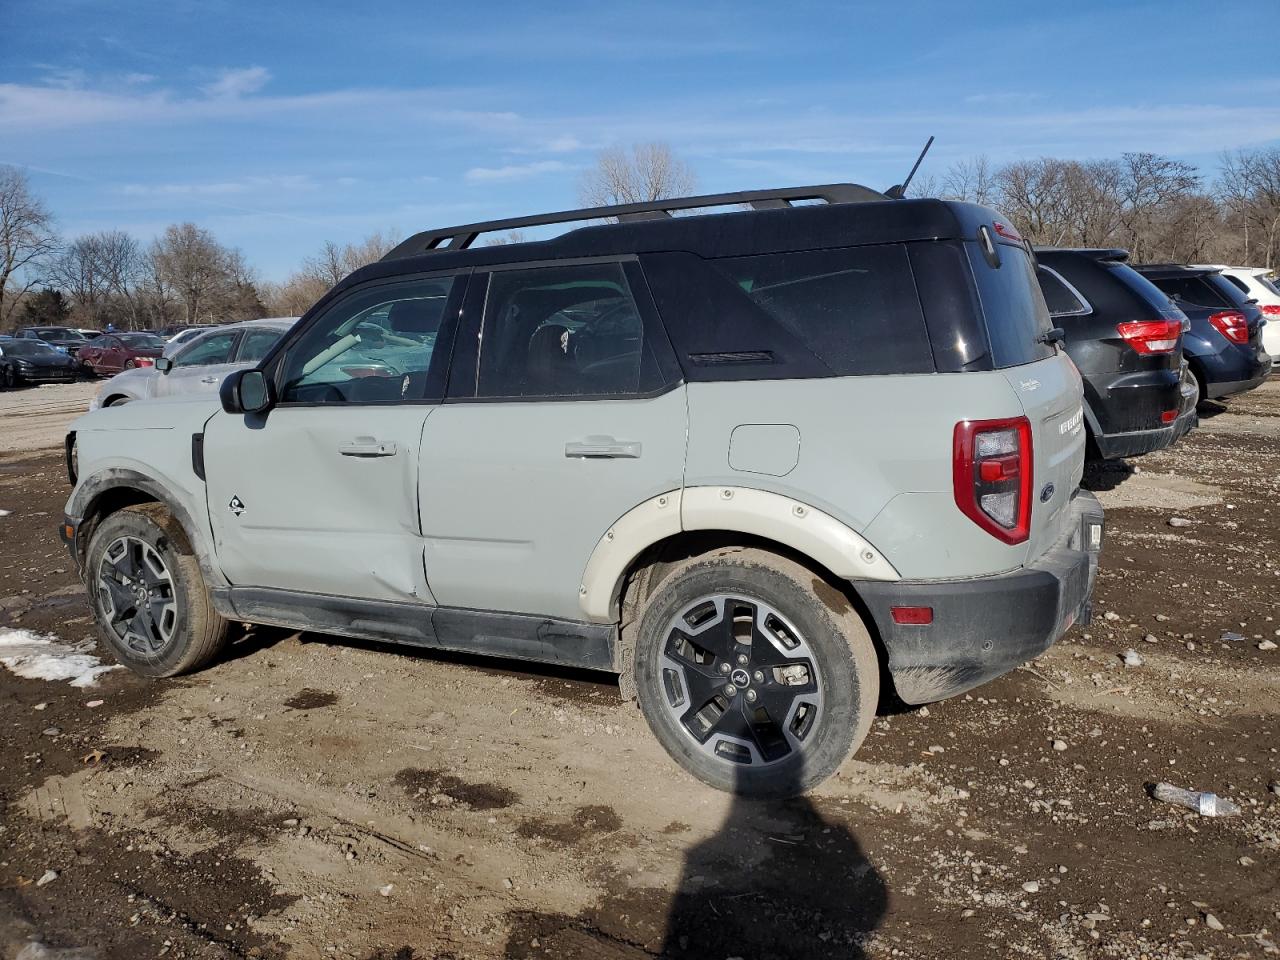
[106,395,132,407]
[85,503,231,677]
[124,359,136,369]
[633,547,879,797]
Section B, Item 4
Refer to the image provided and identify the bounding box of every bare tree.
[941,155,998,205]
[1218,148,1280,269]
[482,230,529,246]
[577,142,697,208]
[52,230,148,329]
[0,166,59,329]
[340,229,400,271]
[1114,153,1200,262]
[302,240,346,288]
[150,223,265,324]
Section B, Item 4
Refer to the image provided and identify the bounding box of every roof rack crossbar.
[381,183,888,261]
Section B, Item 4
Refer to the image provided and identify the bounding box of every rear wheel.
[86,504,231,677]
[124,358,136,369]
[106,395,132,407]
[634,547,878,797]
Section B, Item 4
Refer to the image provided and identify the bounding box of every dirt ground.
[1,380,1278,960]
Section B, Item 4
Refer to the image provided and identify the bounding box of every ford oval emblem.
[1040,482,1055,503]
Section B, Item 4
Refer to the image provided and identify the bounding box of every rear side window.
[1105,264,1184,321]
[1223,275,1250,295]
[475,262,660,399]
[237,328,283,362]
[1036,267,1089,317]
[967,244,1055,368]
[1148,276,1232,310]
[709,245,933,376]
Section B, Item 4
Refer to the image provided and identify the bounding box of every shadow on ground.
[503,762,886,959]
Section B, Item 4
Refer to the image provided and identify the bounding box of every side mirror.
[154,356,173,373]
[220,369,274,415]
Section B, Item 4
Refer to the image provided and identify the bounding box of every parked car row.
[89,318,298,409]
[0,320,293,391]
[1033,250,1272,463]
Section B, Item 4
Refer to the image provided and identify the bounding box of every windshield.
[32,327,85,341]
[5,341,60,357]
[118,333,166,349]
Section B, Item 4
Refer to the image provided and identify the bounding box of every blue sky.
[3,0,1279,280]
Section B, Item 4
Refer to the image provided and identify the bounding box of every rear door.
[418,259,686,622]
[203,272,466,603]
[969,240,1085,559]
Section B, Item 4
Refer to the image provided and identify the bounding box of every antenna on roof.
[884,135,935,199]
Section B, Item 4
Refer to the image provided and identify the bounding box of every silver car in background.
[90,317,298,410]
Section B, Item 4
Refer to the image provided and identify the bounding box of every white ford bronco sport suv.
[61,185,1104,796]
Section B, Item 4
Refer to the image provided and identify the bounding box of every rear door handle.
[199,376,219,384]
[339,438,398,458]
[565,436,642,459]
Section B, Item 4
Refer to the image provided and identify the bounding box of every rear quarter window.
[1036,267,1089,317]
[1104,264,1184,320]
[709,244,934,376]
[967,244,1055,368]
[1148,275,1232,310]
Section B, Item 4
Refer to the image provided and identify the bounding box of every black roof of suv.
[322,183,1057,383]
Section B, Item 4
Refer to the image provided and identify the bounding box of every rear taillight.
[136,356,155,367]
[1115,319,1182,355]
[953,417,1033,545]
[1260,304,1280,319]
[1208,310,1250,345]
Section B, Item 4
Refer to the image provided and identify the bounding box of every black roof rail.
[380,183,889,261]
[1034,246,1130,262]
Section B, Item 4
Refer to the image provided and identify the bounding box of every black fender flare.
[68,467,230,593]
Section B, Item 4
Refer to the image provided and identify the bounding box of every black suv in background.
[1133,264,1273,403]
[1035,248,1196,460]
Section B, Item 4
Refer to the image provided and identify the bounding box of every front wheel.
[634,548,879,797]
[86,504,231,677]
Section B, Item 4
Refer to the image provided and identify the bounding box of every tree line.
[3,143,1280,332]
[912,148,1280,267]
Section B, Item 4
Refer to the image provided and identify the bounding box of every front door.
[154,329,240,399]
[202,272,466,604]
[420,260,687,623]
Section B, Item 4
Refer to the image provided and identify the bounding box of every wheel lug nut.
[737,653,749,665]
[753,670,764,683]
[746,689,757,702]
[719,662,731,674]
[725,684,737,696]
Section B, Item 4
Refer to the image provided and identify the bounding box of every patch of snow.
[0,628,120,687]
[0,509,11,517]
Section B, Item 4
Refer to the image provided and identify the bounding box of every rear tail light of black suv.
[953,416,1032,544]
[1115,318,1181,355]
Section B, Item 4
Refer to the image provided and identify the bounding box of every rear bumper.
[857,491,1104,705]
[1093,401,1197,459]
[1191,341,1272,398]
[1207,365,1272,399]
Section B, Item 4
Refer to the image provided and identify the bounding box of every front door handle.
[339,438,398,458]
[565,436,642,459]
[199,376,219,384]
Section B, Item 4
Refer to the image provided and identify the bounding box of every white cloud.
[464,160,570,183]
[203,65,271,99]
